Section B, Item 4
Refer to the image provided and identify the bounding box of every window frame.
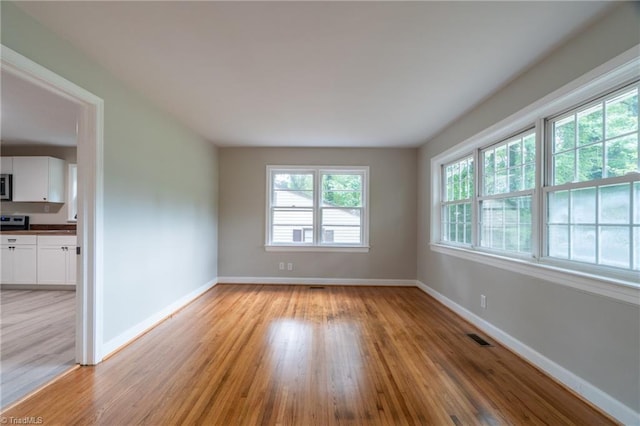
[266,165,370,253]
[429,47,640,305]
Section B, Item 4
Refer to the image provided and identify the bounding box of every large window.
[546,84,639,270]
[433,69,639,291]
[266,166,369,250]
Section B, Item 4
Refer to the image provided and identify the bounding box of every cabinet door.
[37,245,67,285]
[1,246,14,283]
[0,157,13,174]
[13,157,49,202]
[67,247,77,285]
[13,246,37,284]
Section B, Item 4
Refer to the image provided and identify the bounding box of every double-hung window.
[479,130,536,254]
[545,83,639,271]
[266,166,369,250]
[442,156,474,245]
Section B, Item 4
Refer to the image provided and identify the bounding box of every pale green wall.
[417,3,640,412]
[219,147,417,280]
[1,2,219,344]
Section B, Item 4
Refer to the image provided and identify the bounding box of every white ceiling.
[15,1,613,148]
[1,70,79,147]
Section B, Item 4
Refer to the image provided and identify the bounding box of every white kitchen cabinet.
[1,235,37,284]
[12,156,65,202]
[37,235,77,285]
[0,157,13,173]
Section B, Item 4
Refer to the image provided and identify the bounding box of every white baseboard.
[101,278,218,358]
[217,276,416,286]
[415,280,639,425]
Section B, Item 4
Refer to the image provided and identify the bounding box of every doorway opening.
[0,44,104,408]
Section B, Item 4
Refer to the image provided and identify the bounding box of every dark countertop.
[1,230,77,236]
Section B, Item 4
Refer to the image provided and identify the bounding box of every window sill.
[430,243,640,306]
[265,245,370,253]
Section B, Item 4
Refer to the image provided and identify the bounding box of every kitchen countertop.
[1,230,77,236]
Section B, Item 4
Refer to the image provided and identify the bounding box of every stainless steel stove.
[0,215,30,231]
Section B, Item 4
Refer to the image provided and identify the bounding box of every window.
[480,130,536,254]
[431,49,639,298]
[441,156,473,245]
[266,166,369,251]
[546,84,639,270]
[68,164,77,222]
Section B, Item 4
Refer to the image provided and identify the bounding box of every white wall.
[219,147,417,281]
[417,2,640,416]
[2,3,219,346]
[1,145,76,224]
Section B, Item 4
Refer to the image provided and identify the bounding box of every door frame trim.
[1,44,105,364]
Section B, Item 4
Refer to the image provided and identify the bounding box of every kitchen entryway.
[0,290,75,408]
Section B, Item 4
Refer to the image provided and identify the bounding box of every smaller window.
[441,156,474,245]
[266,166,369,250]
[479,130,536,255]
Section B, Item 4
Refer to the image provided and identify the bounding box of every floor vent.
[309,286,325,290]
[466,333,492,347]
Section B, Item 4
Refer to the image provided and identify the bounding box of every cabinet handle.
[8,239,16,242]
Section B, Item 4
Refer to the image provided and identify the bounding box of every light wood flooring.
[2,285,615,425]
[0,290,76,409]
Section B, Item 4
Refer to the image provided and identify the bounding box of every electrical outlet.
[480,294,487,309]
[44,204,50,213]
[287,263,293,271]
[279,262,285,270]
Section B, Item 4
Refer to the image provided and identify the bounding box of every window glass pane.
[273,226,314,244]
[554,116,575,152]
[605,134,639,177]
[576,144,603,181]
[548,225,569,259]
[508,167,522,192]
[523,133,536,164]
[273,190,314,207]
[599,226,630,269]
[484,150,495,195]
[599,183,630,224]
[605,88,638,139]
[571,225,596,263]
[495,145,507,171]
[273,173,313,190]
[508,140,521,166]
[480,196,531,253]
[322,191,361,207]
[322,174,362,191]
[273,209,313,226]
[548,191,569,223]
[553,151,575,185]
[570,187,596,224]
[321,208,361,226]
[524,163,536,189]
[578,104,603,146]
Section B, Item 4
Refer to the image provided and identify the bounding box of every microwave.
[0,174,12,200]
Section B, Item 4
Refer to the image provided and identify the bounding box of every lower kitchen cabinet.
[37,235,77,285]
[1,235,37,284]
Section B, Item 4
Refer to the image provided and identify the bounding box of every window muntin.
[267,167,368,248]
[546,82,639,272]
[441,156,474,245]
[479,130,536,254]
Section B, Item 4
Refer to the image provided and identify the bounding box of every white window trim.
[265,165,370,252]
[430,45,640,305]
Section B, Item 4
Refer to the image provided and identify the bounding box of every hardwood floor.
[1,285,614,425]
[0,290,76,409]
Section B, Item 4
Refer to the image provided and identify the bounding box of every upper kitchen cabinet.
[12,156,65,202]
